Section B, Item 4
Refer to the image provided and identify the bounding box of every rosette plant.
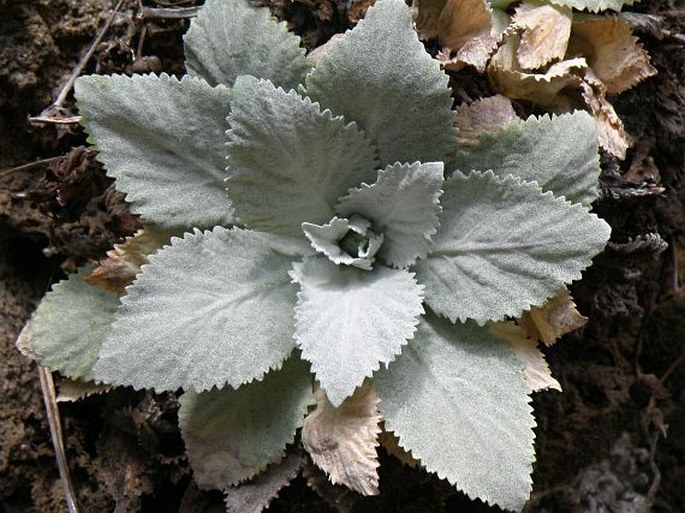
[19,0,612,510]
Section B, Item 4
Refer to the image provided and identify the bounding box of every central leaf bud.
[301,215,384,271]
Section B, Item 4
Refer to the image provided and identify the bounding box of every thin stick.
[139,6,200,19]
[38,366,80,513]
[30,0,126,124]
[0,155,65,179]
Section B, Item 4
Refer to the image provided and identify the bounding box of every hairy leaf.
[547,0,636,13]
[95,227,310,392]
[337,162,444,268]
[416,171,611,324]
[375,315,535,511]
[490,322,562,392]
[226,76,377,236]
[454,95,519,147]
[75,73,232,229]
[303,383,382,495]
[224,452,303,513]
[17,267,118,381]
[450,111,601,206]
[179,356,314,489]
[184,0,309,90]
[56,379,114,402]
[291,258,424,406]
[304,0,454,166]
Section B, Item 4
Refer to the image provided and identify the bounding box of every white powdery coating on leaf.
[304,0,454,167]
[292,258,424,406]
[179,357,314,489]
[184,0,309,90]
[74,73,233,229]
[375,316,536,511]
[417,170,611,325]
[95,227,309,392]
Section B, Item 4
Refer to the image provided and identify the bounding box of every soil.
[1,0,683,512]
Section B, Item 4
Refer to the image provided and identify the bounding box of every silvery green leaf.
[75,73,232,229]
[337,162,444,268]
[375,315,535,512]
[95,227,310,392]
[184,0,309,89]
[291,258,424,406]
[304,0,454,166]
[179,355,314,489]
[302,216,383,271]
[416,171,611,324]
[449,111,600,206]
[16,267,118,381]
[226,76,378,236]
[544,0,636,12]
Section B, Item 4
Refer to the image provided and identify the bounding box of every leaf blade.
[375,315,535,511]
[292,258,424,406]
[183,0,309,89]
[304,0,454,166]
[179,356,314,489]
[416,171,611,324]
[226,76,378,236]
[449,111,601,206]
[95,227,309,392]
[17,267,119,381]
[74,73,233,229]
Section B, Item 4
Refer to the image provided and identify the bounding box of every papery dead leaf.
[302,382,381,496]
[454,94,519,147]
[519,290,588,346]
[378,426,420,468]
[437,0,492,50]
[491,322,562,392]
[224,452,303,513]
[568,16,657,95]
[415,0,448,40]
[86,226,173,294]
[488,57,588,106]
[579,69,632,159]
[57,378,114,402]
[513,2,572,70]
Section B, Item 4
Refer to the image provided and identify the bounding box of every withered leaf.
[513,1,572,71]
[224,451,303,513]
[57,378,114,402]
[488,57,588,106]
[490,322,562,392]
[437,0,493,50]
[568,16,657,95]
[86,226,174,294]
[578,69,632,159]
[378,426,420,468]
[302,382,381,496]
[519,289,588,346]
[454,94,519,147]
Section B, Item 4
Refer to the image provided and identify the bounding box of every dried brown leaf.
[568,16,657,95]
[302,382,381,496]
[224,452,303,513]
[415,0,448,41]
[85,226,173,294]
[579,69,632,159]
[56,378,114,402]
[378,426,420,468]
[437,0,492,50]
[513,1,572,70]
[491,322,562,392]
[488,57,587,106]
[454,94,519,147]
[519,290,588,346]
